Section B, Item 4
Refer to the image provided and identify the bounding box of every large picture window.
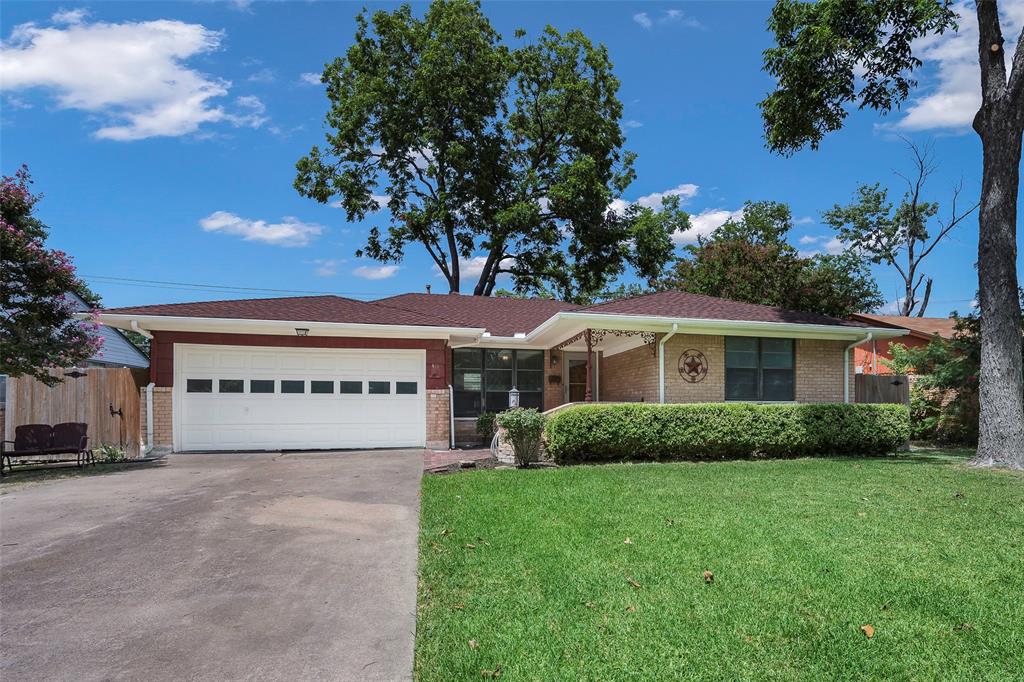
[725,337,794,401]
[453,349,544,417]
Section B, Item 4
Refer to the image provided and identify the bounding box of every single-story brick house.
[94,291,907,452]
[847,313,957,375]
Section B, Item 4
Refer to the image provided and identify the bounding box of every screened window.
[725,337,794,401]
[250,380,274,393]
[219,379,244,394]
[453,349,545,417]
[339,381,362,394]
[186,379,212,393]
[368,381,390,395]
[281,380,305,394]
[311,380,335,394]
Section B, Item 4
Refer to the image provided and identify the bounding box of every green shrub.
[495,408,547,467]
[94,443,128,463]
[475,412,498,443]
[544,403,910,464]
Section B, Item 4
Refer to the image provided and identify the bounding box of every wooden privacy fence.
[855,374,910,405]
[4,368,142,457]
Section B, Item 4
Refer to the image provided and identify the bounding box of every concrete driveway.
[0,450,423,681]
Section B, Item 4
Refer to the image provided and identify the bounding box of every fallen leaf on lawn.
[440,528,451,536]
[861,624,875,638]
[861,497,870,502]
[857,512,867,517]
[664,518,676,526]
[623,537,633,545]
[453,603,465,610]
[703,570,714,584]
[626,577,642,589]
[464,544,476,549]
[954,622,972,631]
[954,492,965,500]
[468,640,479,650]
[880,603,890,611]
[584,602,595,609]
[480,665,501,678]
[625,605,636,613]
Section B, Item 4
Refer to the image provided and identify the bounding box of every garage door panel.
[177,345,427,451]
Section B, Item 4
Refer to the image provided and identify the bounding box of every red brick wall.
[853,335,927,375]
[149,331,449,389]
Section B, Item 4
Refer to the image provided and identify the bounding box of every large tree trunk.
[971,1,1024,469]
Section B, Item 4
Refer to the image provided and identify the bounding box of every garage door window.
[186,379,213,393]
[339,381,362,394]
[281,380,305,394]
[311,380,335,394]
[368,381,391,394]
[396,381,417,395]
[219,379,244,393]
[250,379,274,393]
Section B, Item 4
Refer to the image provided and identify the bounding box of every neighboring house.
[848,313,957,375]
[69,293,150,369]
[95,291,906,452]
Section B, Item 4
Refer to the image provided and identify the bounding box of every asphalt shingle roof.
[373,293,580,336]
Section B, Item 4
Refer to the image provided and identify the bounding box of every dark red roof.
[100,295,461,328]
[849,314,954,338]
[374,293,579,336]
[579,291,869,328]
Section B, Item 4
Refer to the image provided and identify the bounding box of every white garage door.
[175,344,426,451]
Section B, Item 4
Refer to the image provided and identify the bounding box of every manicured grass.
[416,449,1023,680]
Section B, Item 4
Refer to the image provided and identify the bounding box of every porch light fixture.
[508,386,520,409]
[295,328,310,337]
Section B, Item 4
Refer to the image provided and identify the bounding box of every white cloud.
[672,207,744,245]
[246,67,276,83]
[0,16,265,140]
[877,297,906,315]
[622,119,643,129]
[634,9,704,30]
[633,13,653,30]
[310,258,344,277]
[353,264,400,280]
[795,216,815,225]
[635,183,699,209]
[797,234,846,256]
[298,71,322,86]
[891,0,1024,131]
[199,211,323,247]
[51,8,89,25]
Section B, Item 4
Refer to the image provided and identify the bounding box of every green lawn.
[416,449,1023,681]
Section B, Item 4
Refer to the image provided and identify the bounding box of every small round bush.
[495,408,547,467]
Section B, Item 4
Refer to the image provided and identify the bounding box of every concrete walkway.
[0,450,423,682]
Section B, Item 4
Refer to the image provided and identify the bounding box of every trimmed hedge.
[544,402,910,464]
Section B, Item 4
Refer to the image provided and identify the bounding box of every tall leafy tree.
[1,166,102,385]
[660,201,883,319]
[759,0,1023,469]
[824,139,978,317]
[295,0,673,301]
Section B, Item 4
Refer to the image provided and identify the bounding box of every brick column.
[425,388,451,450]
[139,386,173,449]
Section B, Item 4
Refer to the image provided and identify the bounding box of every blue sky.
[2,1,1021,317]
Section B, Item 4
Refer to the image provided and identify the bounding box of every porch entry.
[563,352,598,403]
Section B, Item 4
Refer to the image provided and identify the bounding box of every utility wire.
[82,274,379,299]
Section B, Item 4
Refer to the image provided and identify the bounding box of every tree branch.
[916,278,933,317]
[976,0,1008,104]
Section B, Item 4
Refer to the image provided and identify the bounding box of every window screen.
[725,337,794,401]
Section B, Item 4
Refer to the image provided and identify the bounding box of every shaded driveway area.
[1,450,423,681]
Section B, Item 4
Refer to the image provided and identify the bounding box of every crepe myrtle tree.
[759,0,1023,469]
[1,166,102,385]
[295,0,675,302]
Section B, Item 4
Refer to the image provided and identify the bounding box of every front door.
[564,352,597,403]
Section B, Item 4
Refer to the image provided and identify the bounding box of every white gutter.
[144,382,155,455]
[844,332,873,404]
[131,320,153,339]
[658,323,679,404]
[448,384,456,450]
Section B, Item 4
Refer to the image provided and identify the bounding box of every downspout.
[658,323,679,404]
[448,384,455,450]
[844,332,873,404]
[144,382,155,455]
[130,320,153,339]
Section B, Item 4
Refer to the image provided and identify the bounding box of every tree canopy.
[759,0,1024,468]
[296,0,674,301]
[1,166,102,385]
[659,200,883,319]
